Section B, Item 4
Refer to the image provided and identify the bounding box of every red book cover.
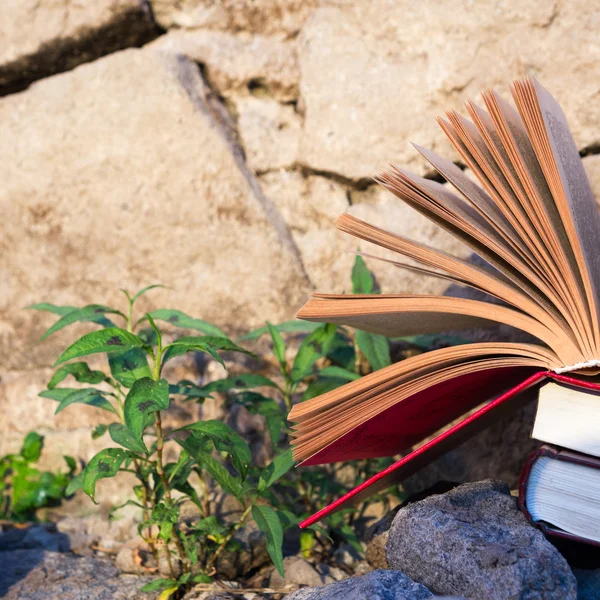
[299,371,600,528]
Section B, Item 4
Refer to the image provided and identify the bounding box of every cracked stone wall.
[2,0,600,505]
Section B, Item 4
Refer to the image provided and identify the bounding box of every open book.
[288,78,600,527]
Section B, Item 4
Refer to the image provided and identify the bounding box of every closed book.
[519,445,600,547]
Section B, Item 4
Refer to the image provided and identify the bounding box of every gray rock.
[386,480,577,599]
[214,521,271,579]
[365,506,401,570]
[269,556,337,588]
[0,523,70,553]
[574,569,600,600]
[285,569,434,600]
[1,550,155,599]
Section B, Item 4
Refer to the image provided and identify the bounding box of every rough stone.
[386,480,577,599]
[1,550,155,599]
[214,521,271,579]
[236,97,301,172]
[298,1,600,180]
[149,30,299,101]
[0,47,310,479]
[0,0,158,92]
[150,0,318,36]
[269,556,337,588]
[0,47,308,373]
[284,569,434,600]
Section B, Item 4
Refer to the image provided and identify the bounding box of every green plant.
[0,432,75,522]
[31,287,294,597]
[231,255,404,559]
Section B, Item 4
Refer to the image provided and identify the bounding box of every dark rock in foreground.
[386,480,577,599]
[285,569,450,600]
[2,550,154,600]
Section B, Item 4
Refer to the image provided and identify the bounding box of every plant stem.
[126,299,134,333]
[206,502,253,573]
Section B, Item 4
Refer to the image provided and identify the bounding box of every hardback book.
[532,381,600,458]
[519,444,600,546]
[288,78,600,528]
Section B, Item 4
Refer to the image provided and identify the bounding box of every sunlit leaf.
[109,423,148,454]
[20,432,44,462]
[40,305,123,340]
[239,320,321,341]
[124,378,169,439]
[82,448,127,502]
[48,362,108,388]
[108,348,152,388]
[351,255,376,294]
[146,309,226,337]
[55,328,146,366]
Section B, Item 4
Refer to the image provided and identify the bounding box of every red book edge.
[299,370,600,528]
[519,444,600,547]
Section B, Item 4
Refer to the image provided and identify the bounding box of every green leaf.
[290,324,338,383]
[192,516,227,537]
[108,348,152,388]
[162,336,254,367]
[158,587,179,600]
[26,303,77,316]
[252,505,284,577]
[140,578,178,593]
[202,373,278,394]
[82,448,127,502]
[145,313,162,347]
[169,381,212,401]
[180,421,251,479]
[147,309,227,337]
[266,322,286,370]
[109,423,148,454]
[300,530,315,558]
[317,366,361,381]
[195,450,243,499]
[191,574,213,584]
[130,284,168,306]
[351,255,375,294]
[64,455,77,474]
[355,330,391,371]
[235,392,284,446]
[66,472,84,495]
[259,449,294,492]
[240,320,321,341]
[277,509,302,532]
[20,432,44,462]
[50,388,117,415]
[302,377,344,401]
[124,378,169,439]
[55,328,146,366]
[40,305,122,340]
[392,333,469,348]
[91,424,108,440]
[48,362,108,389]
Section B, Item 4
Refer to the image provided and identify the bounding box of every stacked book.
[519,381,600,546]
[288,77,600,539]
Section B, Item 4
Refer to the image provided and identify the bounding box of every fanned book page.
[288,78,600,526]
